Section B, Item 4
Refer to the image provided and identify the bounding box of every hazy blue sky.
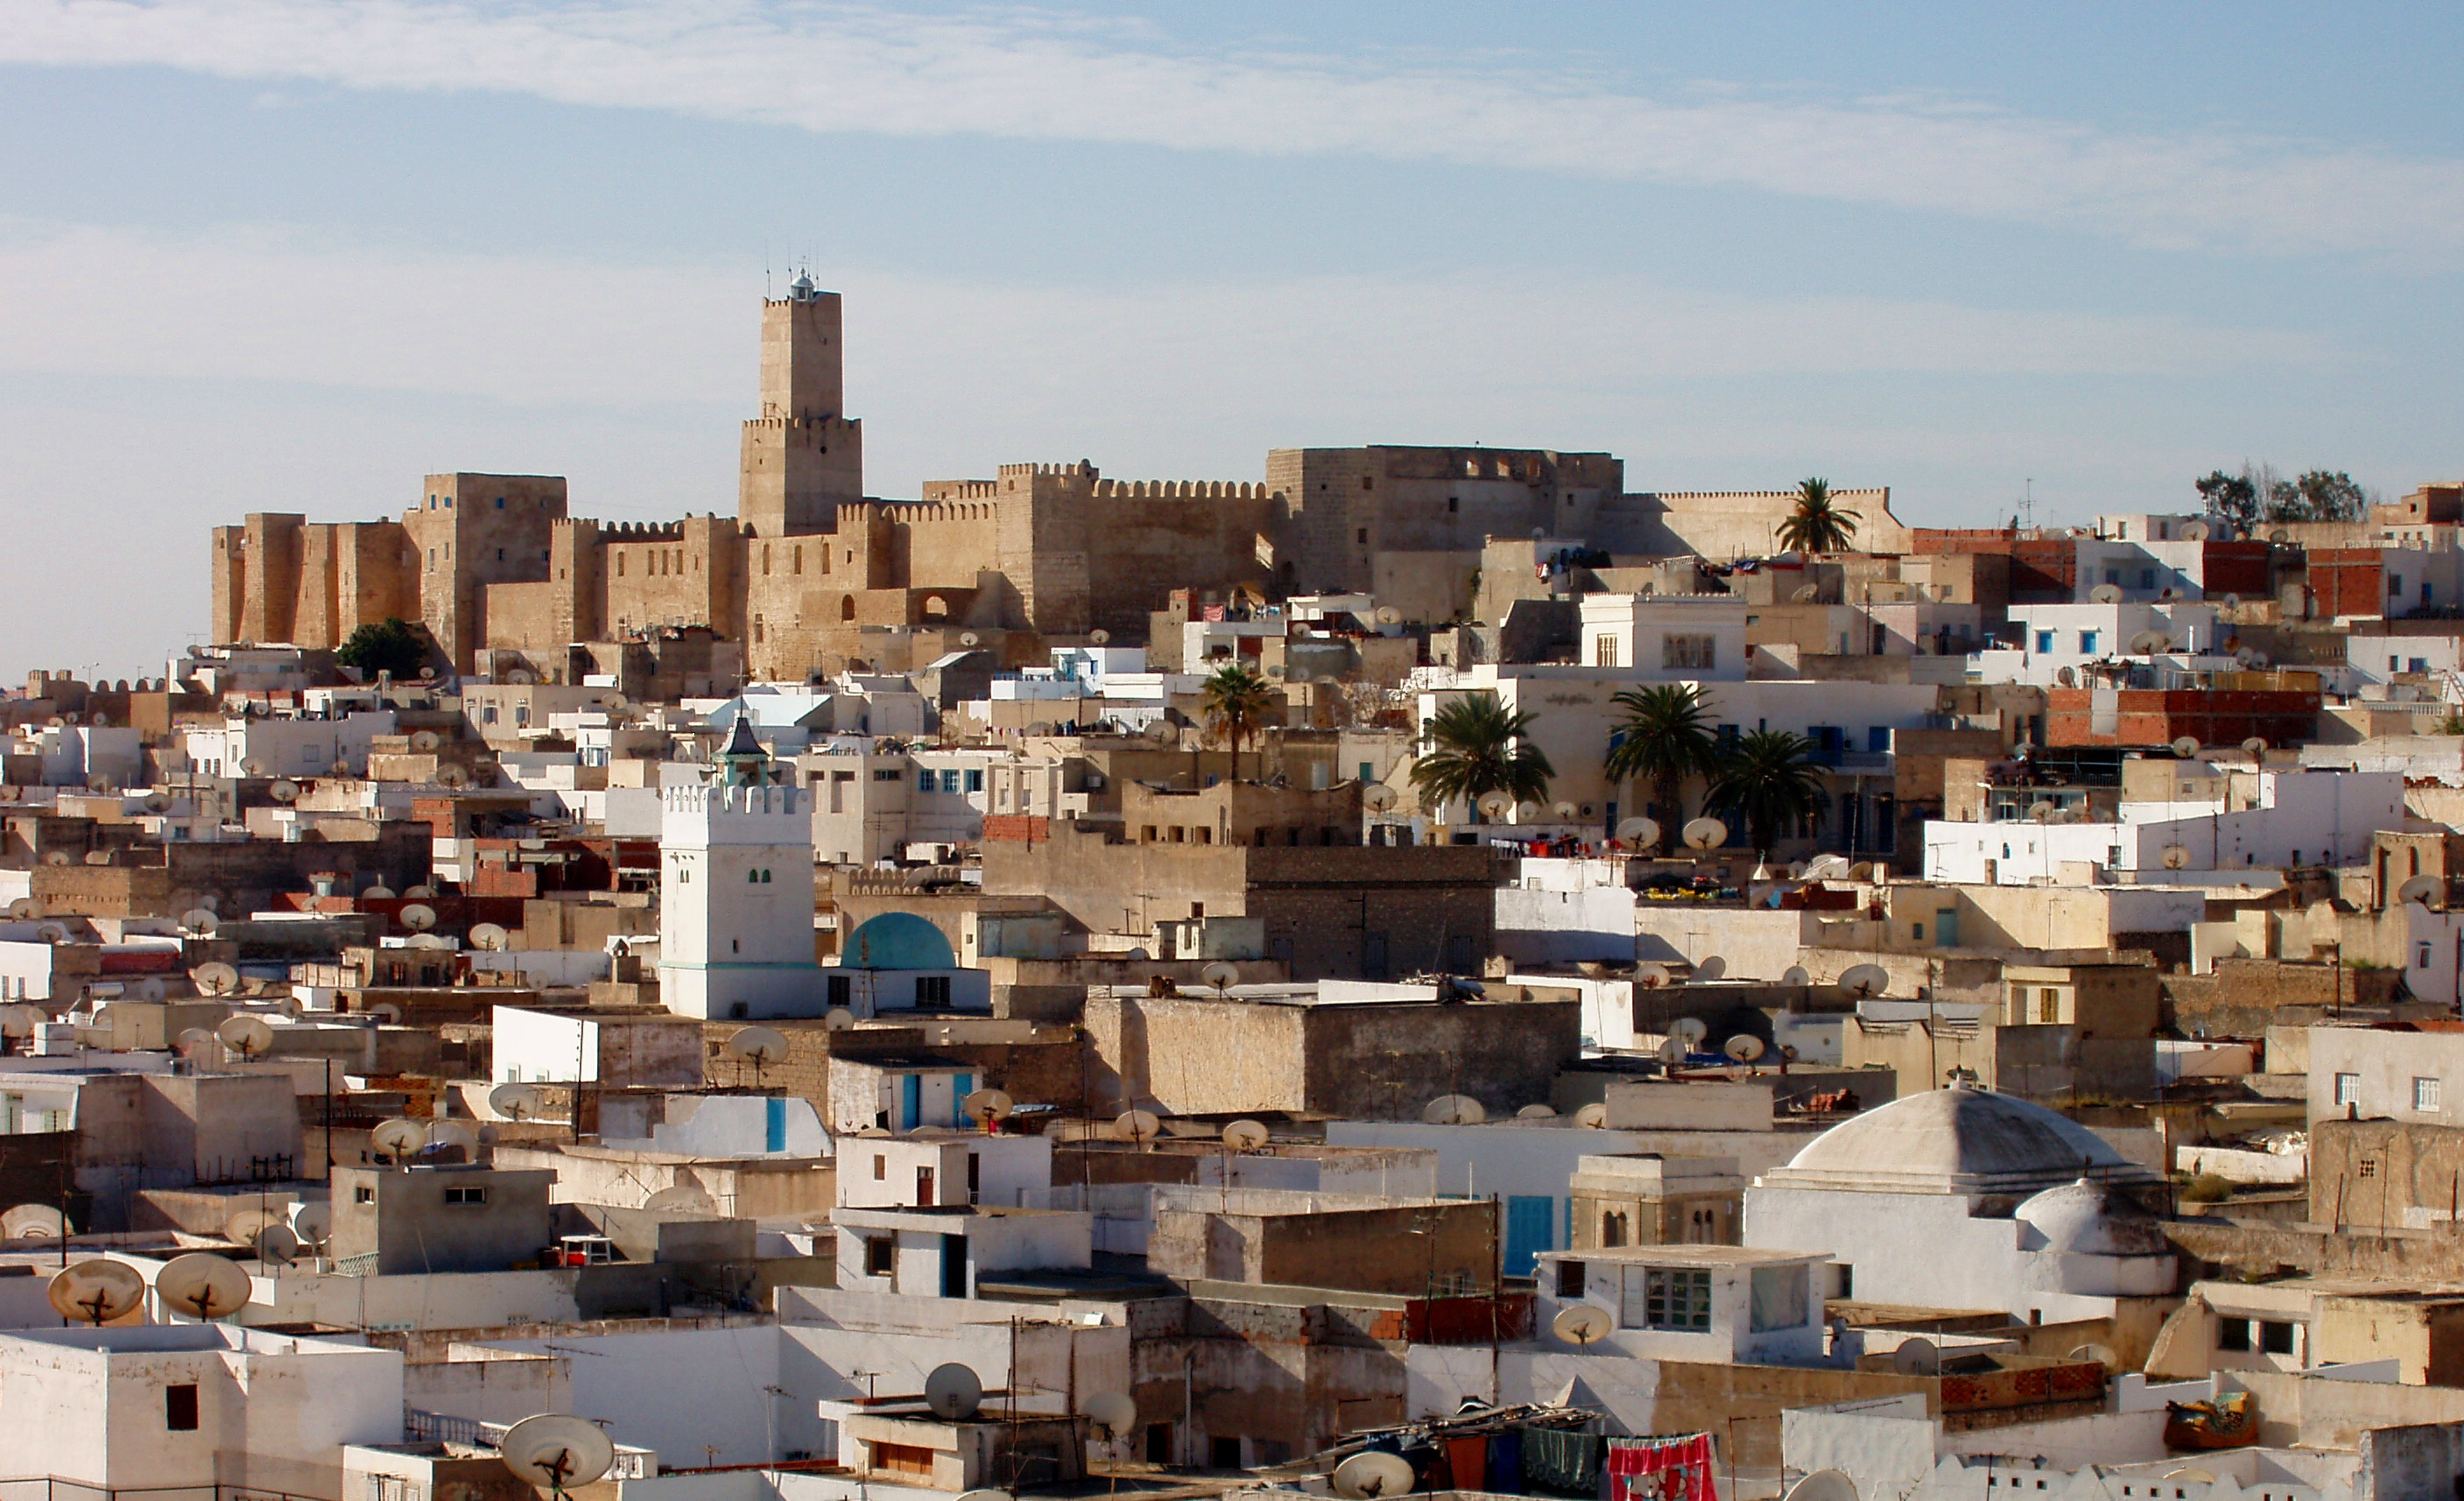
[3,2,2460,674]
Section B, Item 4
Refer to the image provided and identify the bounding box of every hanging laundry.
[1486,1429,1525,1495]
[1605,1434,1716,1501]
[1520,1427,1602,1497]
[1448,1436,1492,1493]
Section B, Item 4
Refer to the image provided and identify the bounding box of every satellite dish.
[1692,955,1727,983]
[1682,817,1728,850]
[154,1251,250,1321]
[48,1260,144,1324]
[1616,816,1661,847]
[1517,1103,1560,1119]
[1783,1471,1861,1501]
[1089,629,1112,645]
[2171,735,2201,758]
[3,1203,68,1242]
[254,1223,302,1265]
[1658,1039,1689,1066]
[1084,1391,1138,1437]
[1890,1337,1941,1376]
[1477,792,1516,820]
[137,976,165,1002]
[2056,666,2077,687]
[490,1082,546,1121]
[2068,1342,2120,1370]
[1363,785,1398,813]
[403,884,438,900]
[2028,800,2057,823]
[2400,874,2444,909]
[4,898,40,920]
[409,729,443,753]
[1724,1034,1767,1063]
[1792,583,1820,603]
[1200,961,1240,993]
[241,758,268,777]
[370,1117,429,1158]
[362,884,396,902]
[270,779,299,803]
[824,1007,856,1032]
[2162,844,2192,870]
[436,766,472,790]
[424,1120,480,1159]
[2130,631,2168,655]
[1422,1094,1487,1125]
[1635,962,1671,990]
[962,1088,1015,1126]
[1552,800,1580,820]
[1573,1102,1609,1128]
[469,922,511,951]
[1114,1109,1164,1144]
[289,1202,331,1245]
[926,1363,985,1420]
[1840,963,1890,999]
[1375,604,1404,626]
[0,1004,48,1039]
[365,1001,405,1024]
[222,1206,281,1246]
[215,1014,273,1058]
[2242,736,2268,756]
[1781,965,1813,986]
[2179,520,2210,542]
[1222,1118,1271,1151]
[1670,1017,1709,1046]
[40,851,67,868]
[192,962,240,997]
[728,1025,789,1069]
[175,1026,219,1060]
[2090,583,2124,604]
[498,1413,618,1493]
[1333,1451,1419,1500]
[644,1184,717,1215]
[398,903,438,932]
[180,907,219,936]
[2248,650,2270,668]
[1551,1303,1614,1347]
[34,921,68,942]
[960,631,981,647]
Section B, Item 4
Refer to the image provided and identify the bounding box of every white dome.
[2015,1178,2172,1257]
[1763,1083,2157,1196]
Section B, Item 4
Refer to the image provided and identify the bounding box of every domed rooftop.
[2015,1178,2172,1257]
[841,912,955,971]
[1762,1083,2159,1196]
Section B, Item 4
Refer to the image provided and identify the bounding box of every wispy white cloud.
[7,0,2464,262]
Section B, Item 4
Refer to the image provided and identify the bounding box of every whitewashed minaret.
[658,716,822,1019]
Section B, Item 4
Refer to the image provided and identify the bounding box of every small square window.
[355,1185,374,1204]
[2420,1077,2445,1112]
[864,1236,894,1276]
[2259,1320,2295,1355]
[2334,1072,2362,1108]
[165,1383,199,1430]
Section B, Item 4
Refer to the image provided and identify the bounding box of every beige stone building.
[213,283,1910,681]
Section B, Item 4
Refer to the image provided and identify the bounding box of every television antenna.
[925,1363,984,1420]
[154,1251,250,1321]
[1422,1094,1486,1125]
[1221,1118,1270,1152]
[1551,1303,1613,1348]
[497,1413,618,1498]
[48,1260,144,1325]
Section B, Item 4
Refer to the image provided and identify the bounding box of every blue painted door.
[764,1096,787,1152]
[900,1074,922,1131]
[1504,1195,1555,1279]
[952,1073,975,1127]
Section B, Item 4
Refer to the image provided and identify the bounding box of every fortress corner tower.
[738,274,865,537]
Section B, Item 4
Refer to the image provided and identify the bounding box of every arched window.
[841,596,856,622]
[1602,1211,1628,1247]
[748,868,760,883]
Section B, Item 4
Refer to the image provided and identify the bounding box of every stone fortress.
[211,276,1906,680]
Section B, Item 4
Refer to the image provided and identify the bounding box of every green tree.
[1200,663,1277,781]
[2194,469,2260,534]
[1705,729,1827,855]
[334,617,429,680]
[1602,684,1717,850]
[1410,693,1553,822]
[1776,476,1862,555]
[2292,469,2368,523]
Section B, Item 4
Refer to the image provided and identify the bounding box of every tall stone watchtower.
[738,275,865,538]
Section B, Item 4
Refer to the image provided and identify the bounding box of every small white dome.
[1764,1083,2155,1196]
[2015,1178,2171,1257]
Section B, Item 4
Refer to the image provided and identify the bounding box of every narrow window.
[165,1383,200,1430]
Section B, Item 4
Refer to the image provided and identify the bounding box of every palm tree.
[1776,476,1862,555]
[1201,663,1277,781]
[1705,729,1827,855]
[1410,693,1553,822]
[1602,685,1717,851]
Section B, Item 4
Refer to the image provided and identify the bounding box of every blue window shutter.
[952,1073,975,1125]
[1504,1195,1554,1279]
[901,1074,922,1131]
[765,1096,787,1152]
